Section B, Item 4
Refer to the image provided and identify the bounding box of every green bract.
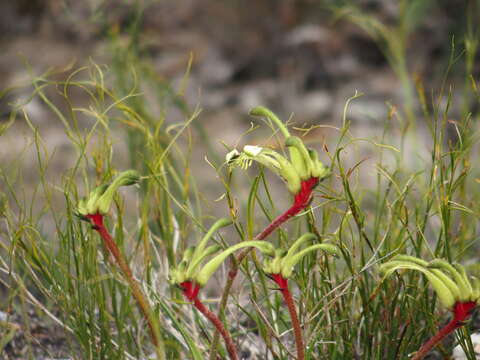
[77,170,140,216]
[263,233,338,279]
[169,218,276,287]
[226,106,329,194]
[379,255,480,309]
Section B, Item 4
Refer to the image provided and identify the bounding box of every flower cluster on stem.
[263,233,337,360]
[169,218,275,360]
[210,106,331,360]
[77,170,166,360]
[380,255,480,360]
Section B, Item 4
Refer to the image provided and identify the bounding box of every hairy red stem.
[86,213,164,359]
[209,178,319,359]
[271,274,305,360]
[256,177,319,240]
[412,301,476,360]
[180,281,238,360]
[230,177,319,280]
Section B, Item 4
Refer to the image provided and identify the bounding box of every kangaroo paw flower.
[262,233,338,360]
[77,170,140,218]
[227,106,329,197]
[169,218,275,360]
[380,255,480,360]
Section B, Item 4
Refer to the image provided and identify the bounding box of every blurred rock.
[452,333,480,359]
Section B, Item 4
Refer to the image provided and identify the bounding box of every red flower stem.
[412,301,476,360]
[255,202,304,240]
[180,282,238,360]
[86,213,165,360]
[194,299,239,360]
[271,274,305,360]
[209,177,319,360]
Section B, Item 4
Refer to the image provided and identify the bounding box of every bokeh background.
[2,0,477,224]
[1,0,480,358]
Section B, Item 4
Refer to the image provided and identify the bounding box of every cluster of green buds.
[169,218,275,301]
[77,170,140,217]
[380,255,479,319]
[263,233,337,288]
[226,106,329,195]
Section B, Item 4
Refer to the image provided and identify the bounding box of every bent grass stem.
[86,213,165,360]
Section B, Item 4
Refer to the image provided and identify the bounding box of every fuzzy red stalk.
[209,177,319,360]
[179,281,238,360]
[228,177,319,281]
[85,213,163,354]
[412,301,477,360]
[256,177,319,240]
[271,274,305,360]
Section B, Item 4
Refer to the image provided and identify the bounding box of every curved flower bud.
[453,264,474,295]
[249,106,291,139]
[169,261,189,284]
[380,256,480,310]
[388,256,462,301]
[282,243,337,278]
[429,259,473,302]
[263,149,301,194]
[263,249,287,275]
[97,170,140,215]
[379,260,457,309]
[78,170,140,216]
[284,233,317,260]
[77,170,140,216]
[196,241,275,286]
[181,246,196,263]
[381,256,480,360]
[190,218,232,269]
[169,219,233,287]
[308,149,330,179]
[77,198,88,217]
[285,136,313,181]
[263,233,337,279]
[77,184,108,216]
[390,254,429,266]
[185,245,223,279]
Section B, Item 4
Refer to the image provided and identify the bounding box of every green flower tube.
[285,136,313,180]
[249,106,290,139]
[190,218,233,267]
[96,170,140,215]
[185,245,223,279]
[379,261,457,308]
[196,241,275,286]
[281,243,338,278]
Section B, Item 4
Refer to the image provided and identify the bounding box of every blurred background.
[1,0,477,146]
[2,0,478,215]
[1,0,480,358]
